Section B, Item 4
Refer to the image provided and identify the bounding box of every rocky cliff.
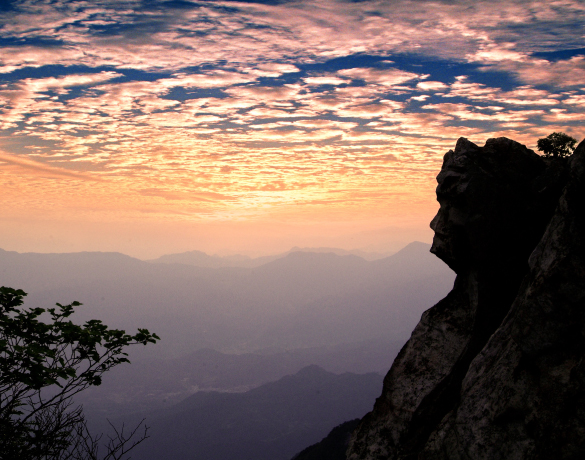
[347,137,584,460]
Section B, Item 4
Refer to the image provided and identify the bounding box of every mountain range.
[0,241,454,358]
[0,240,455,459]
[148,246,393,268]
[77,339,404,417]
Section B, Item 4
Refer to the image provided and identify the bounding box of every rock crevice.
[347,137,582,460]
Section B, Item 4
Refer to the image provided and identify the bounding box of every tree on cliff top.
[0,286,160,460]
[537,132,577,158]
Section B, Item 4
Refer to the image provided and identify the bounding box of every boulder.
[347,137,581,459]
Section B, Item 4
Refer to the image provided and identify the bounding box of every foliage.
[537,132,577,158]
[0,286,159,460]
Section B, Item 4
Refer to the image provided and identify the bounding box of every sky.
[0,0,584,259]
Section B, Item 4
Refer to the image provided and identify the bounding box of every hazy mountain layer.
[0,240,454,459]
[148,247,393,268]
[0,241,454,358]
[117,366,383,460]
[77,339,403,417]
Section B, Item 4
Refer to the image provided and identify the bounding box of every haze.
[2,2,584,458]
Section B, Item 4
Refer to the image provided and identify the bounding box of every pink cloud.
[304,76,348,85]
[416,81,448,91]
[497,56,585,88]
[1,0,583,232]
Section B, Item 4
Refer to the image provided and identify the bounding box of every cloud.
[245,107,299,118]
[562,93,585,106]
[304,76,347,85]
[0,72,122,128]
[416,81,448,91]
[138,188,234,202]
[422,102,545,122]
[1,0,582,76]
[0,0,584,226]
[542,109,585,122]
[443,77,560,106]
[224,84,301,102]
[253,63,300,77]
[332,100,404,118]
[495,55,585,88]
[0,46,87,73]
[467,44,527,64]
[0,72,121,104]
[0,150,102,181]
[291,119,358,129]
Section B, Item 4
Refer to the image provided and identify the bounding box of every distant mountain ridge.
[0,241,454,357]
[78,339,404,417]
[0,241,455,460]
[146,246,395,268]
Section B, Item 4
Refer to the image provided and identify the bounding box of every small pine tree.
[537,132,577,158]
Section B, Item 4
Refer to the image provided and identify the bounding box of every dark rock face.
[347,137,582,460]
[292,419,361,460]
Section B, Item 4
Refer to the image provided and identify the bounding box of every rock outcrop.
[347,137,584,459]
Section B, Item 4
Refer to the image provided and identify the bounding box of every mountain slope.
[78,339,404,416]
[123,366,383,460]
[292,419,361,460]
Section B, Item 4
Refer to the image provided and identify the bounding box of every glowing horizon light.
[0,0,583,258]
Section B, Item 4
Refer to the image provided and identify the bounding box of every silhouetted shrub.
[537,132,577,158]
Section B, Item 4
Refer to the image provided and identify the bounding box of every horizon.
[0,238,430,261]
[0,0,583,258]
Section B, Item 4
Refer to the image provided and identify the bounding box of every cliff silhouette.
[347,136,585,459]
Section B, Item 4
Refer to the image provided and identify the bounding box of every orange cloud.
[0,150,102,181]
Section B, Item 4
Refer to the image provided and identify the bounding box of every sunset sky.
[0,0,584,258]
